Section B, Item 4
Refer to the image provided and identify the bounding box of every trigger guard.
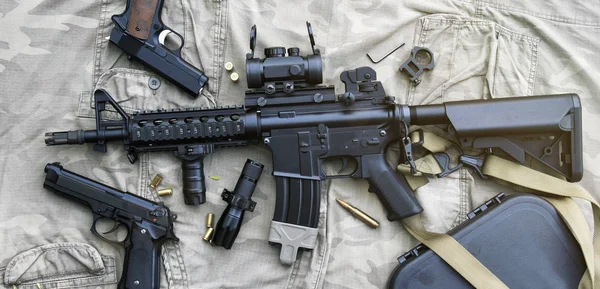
[158,29,184,52]
[90,217,102,238]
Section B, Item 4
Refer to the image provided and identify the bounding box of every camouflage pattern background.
[0,0,599,288]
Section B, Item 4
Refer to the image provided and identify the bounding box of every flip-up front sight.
[246,22,323,93]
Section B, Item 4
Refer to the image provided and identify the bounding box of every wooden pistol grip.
[127,0,159,40]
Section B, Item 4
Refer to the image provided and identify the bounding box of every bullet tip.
[336,198,350,209]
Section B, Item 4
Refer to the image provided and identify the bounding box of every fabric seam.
[475,0,484,18]
[312,181,331,289]
[407,18,428,105]
[93,0,109,86]
[210,1,221,96]
[489,23,539,97]
[286,256,301,289]
[6,256,116,288]
[526,38,539,95]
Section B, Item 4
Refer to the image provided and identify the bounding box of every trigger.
[102,222,122,235]
[338,157,350,174]
[158,29,172,46]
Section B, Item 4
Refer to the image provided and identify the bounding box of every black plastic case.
[388,193,586,289]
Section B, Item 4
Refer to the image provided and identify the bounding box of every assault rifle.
[45,23,582,264]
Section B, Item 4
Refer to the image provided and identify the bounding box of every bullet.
[224,62,234,71]
[230,72,239,82]
[149,174,163,189]
[206,213,214,228]
[157,188,173,196]
[203,227,214,242]
[336,198,380,228]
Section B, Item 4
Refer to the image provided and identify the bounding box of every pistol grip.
[362,154,423,221]
[181,156,206,205]
[119,224,162,289]
[125,0,160,40]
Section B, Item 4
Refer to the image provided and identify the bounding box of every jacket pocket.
[2,242,116,289]
[407,14,539,105]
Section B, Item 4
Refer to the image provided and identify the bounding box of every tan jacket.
[0,0,598,288]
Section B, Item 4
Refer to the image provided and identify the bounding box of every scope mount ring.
[399,47,435,85]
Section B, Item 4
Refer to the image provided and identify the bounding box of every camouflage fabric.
[0,0,598,289]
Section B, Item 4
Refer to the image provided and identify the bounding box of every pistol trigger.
[158,29,171,47]
[158,29,184,54]
[102,222,122,235]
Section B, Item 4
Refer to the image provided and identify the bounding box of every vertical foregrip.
[181,157,206,205]
[118,225,162,289]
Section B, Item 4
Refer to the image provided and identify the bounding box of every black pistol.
[110,0,208,96]
[43,163,179,289]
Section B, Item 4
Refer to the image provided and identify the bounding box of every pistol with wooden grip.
[110,0,208,96]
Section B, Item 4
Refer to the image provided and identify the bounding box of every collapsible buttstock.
[446,94,583,182]
[409,93,583,181]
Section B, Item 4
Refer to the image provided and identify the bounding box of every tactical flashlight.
[211,159,264,249]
